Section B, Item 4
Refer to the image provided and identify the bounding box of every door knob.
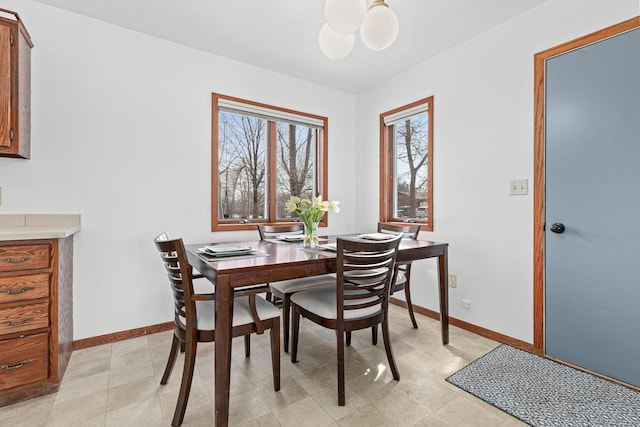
[550,223,565,234]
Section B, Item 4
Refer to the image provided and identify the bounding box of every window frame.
[211,93,328,232]
[379,96,434,231]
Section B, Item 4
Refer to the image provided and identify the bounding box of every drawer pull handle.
[0,256,34,264]
[1,317,34,327]
[0,359,34,370]
[1,287,35,295]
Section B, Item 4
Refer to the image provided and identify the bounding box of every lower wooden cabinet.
[0,237,73,406]
[0,301,49,335]
[0,333,48,392]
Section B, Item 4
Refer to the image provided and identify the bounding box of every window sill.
[212,220,328,232]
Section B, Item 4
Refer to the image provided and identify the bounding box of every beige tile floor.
[0,304,527,426]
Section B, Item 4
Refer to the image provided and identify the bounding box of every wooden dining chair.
[258,223,306,303]
[257,223,336,353]
[258,223,305,240]
[370,222,421,343]
[154,234,281,426]
[290,234,403,406]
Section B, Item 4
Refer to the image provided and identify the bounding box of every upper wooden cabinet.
[0,9,33,159]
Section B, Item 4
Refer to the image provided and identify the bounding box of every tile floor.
[0,304,526,426]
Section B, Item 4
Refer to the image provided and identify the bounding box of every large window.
[380,97,434,230]
[212,94,328,231]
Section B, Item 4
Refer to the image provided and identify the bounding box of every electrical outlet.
[461,299,471,309]
[510,179,528,195]
[448,273,457,288]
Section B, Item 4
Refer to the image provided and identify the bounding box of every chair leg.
[371,325,378,345]
[270,317,281,391]
[266,291,273,303]
[161,334,181,385]
[381,318,400,381]
[346,331,351,346]
[172,335,197,427]
[291,305,300,363]
[337,329,346,406]
[283,294,291,353]
[244,334,251,358]
[404,283,418,329]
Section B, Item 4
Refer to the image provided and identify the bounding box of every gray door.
[545,27,640,387]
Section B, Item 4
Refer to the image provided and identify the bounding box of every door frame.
[533,16,640,354]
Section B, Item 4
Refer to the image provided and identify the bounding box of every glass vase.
[303,221,320,248]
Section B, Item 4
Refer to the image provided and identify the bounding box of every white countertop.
[0,214,81,241]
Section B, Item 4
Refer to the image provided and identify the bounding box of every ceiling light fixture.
[360,0,399,51]
[319,0,399,60]
[318,23,355,60]
[324,0,367,34]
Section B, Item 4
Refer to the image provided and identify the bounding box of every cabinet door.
[0,333,49,391]
[0,13,32,159]
[0,23,11,149]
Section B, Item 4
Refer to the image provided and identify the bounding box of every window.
[212,94,328,231]
[380,97,433,230]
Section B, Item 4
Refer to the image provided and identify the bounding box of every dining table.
[185,234,449,427]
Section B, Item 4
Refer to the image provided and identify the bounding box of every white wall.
[356,0,639,343]
[0,0,358,339]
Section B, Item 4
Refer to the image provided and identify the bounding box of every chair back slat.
[155,234,197,332]
[258,223,305,240]
[377,223,420,239]
[336,235,402,319]
[377,223,420,267]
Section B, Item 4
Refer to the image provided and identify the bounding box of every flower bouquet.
[285,195,340,248]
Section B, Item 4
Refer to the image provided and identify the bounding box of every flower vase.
[303,221,320,248]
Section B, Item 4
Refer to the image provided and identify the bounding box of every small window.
[380,97,434,230]
[212,94,328,231]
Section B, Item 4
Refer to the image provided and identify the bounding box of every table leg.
[438,247,449,345]
[214,276,233,427]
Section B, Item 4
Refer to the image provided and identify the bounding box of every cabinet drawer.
[0,333,48,391]
[0,244,50,273]
[0,274,49,304]
[0,302,49,336]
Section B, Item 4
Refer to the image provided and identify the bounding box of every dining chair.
[290,234,403,406]
[154,233,281,426]
[370,222,421,343]
[257,223,336,353]
[257,223,306,303]
[258,223,305,241]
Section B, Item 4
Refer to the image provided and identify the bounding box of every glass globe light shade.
[318,23,355,60]
[360,3,399,51]
[324,0,366,34]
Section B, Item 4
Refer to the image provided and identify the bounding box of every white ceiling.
[34,0,547,93]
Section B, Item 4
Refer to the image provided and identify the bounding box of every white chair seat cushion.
[269,274,336,294]
[194,295,281,331]
[290,286,381,321]
[394,270,407,286]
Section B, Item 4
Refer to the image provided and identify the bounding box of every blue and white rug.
[446,344,640,426]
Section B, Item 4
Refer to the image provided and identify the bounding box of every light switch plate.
[510,179,528,195]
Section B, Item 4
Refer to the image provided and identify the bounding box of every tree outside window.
[380,97,434,230]
[275,123,316,219]
[212,94,328,231]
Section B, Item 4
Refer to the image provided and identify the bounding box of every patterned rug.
[446,344,640,426]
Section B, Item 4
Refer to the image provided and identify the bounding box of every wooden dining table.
[186,235,449,427]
